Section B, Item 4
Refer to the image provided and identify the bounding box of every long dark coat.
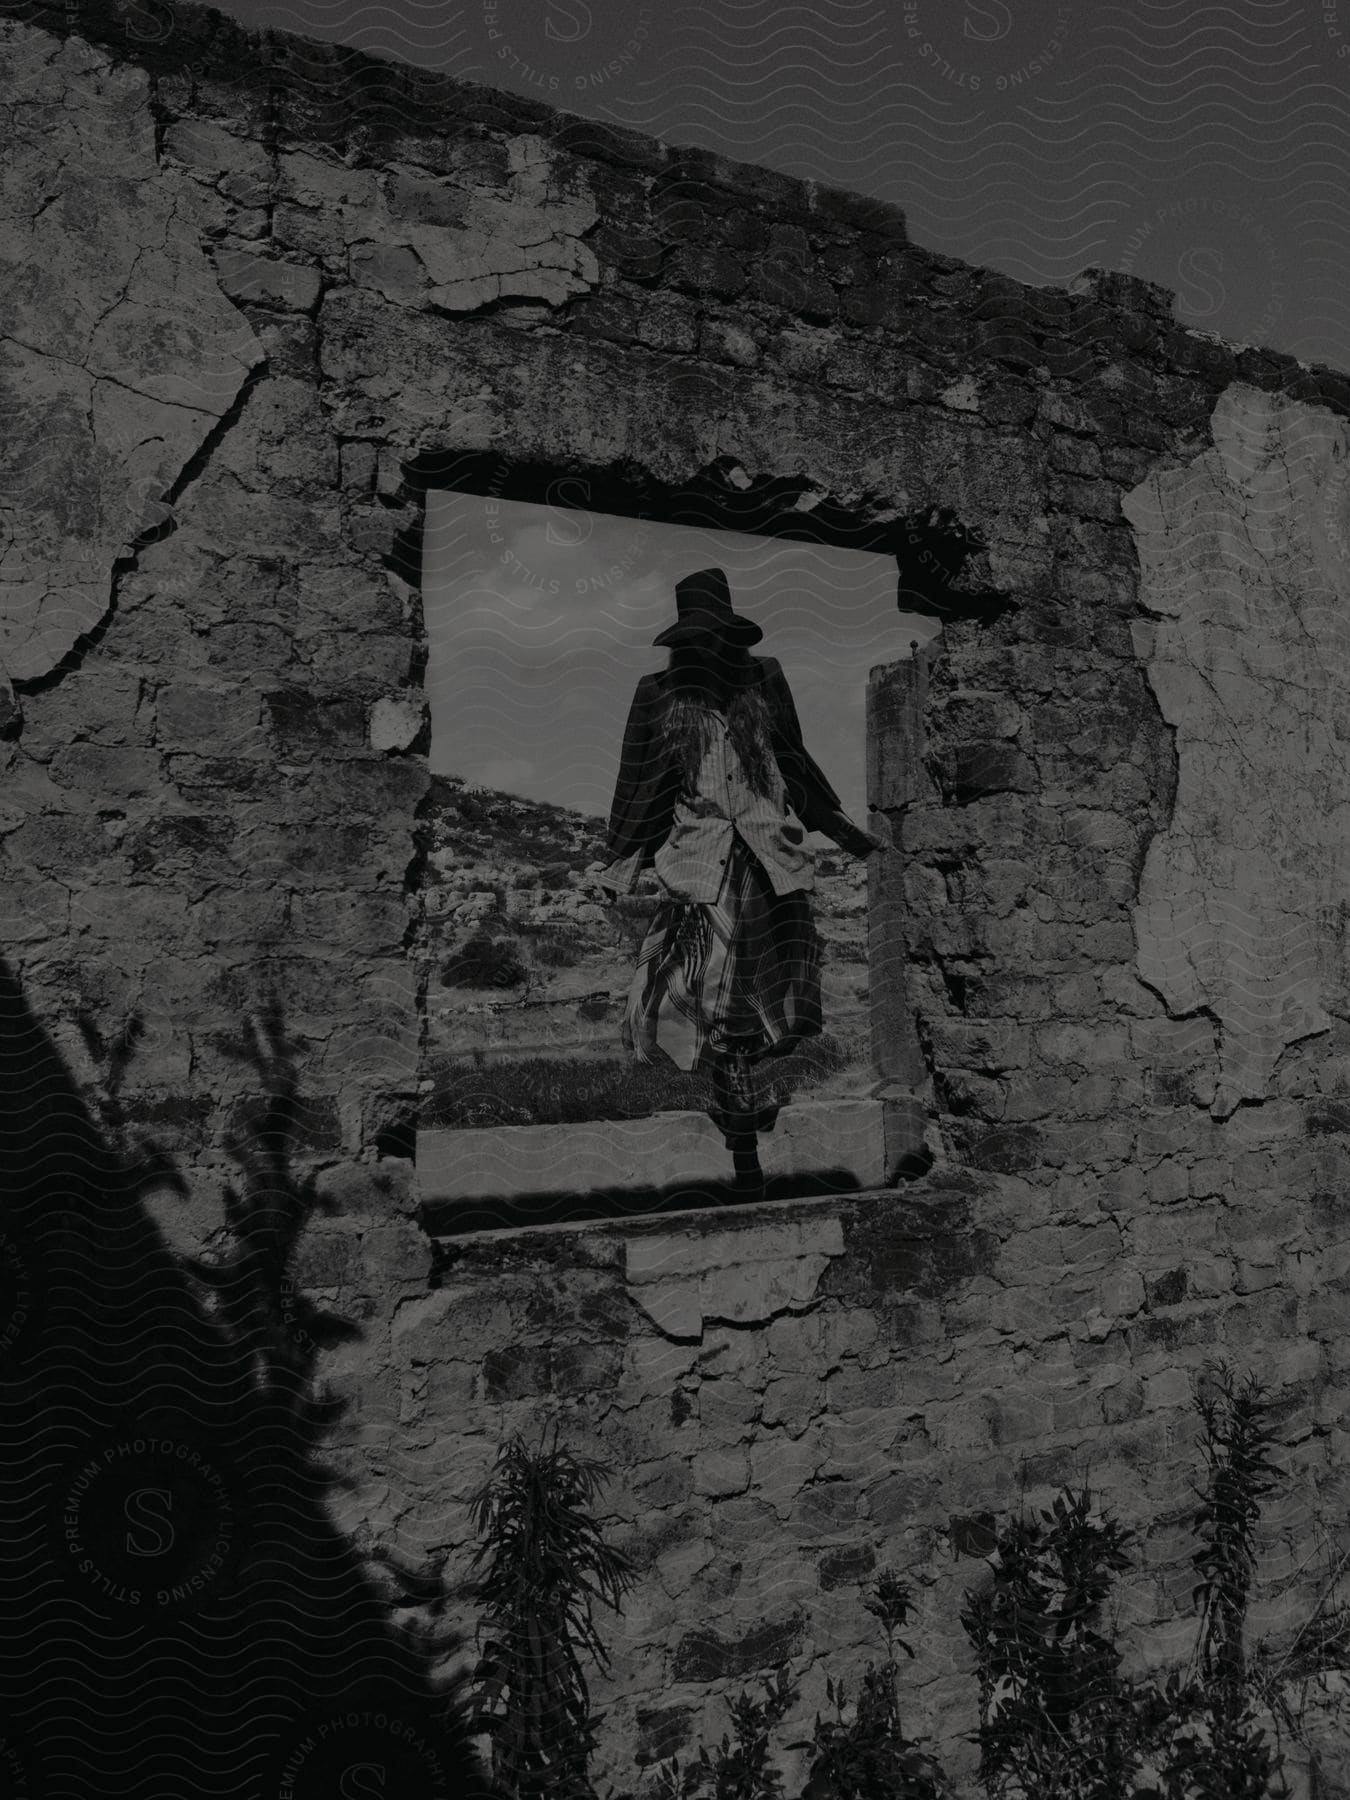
[603,655,847,873]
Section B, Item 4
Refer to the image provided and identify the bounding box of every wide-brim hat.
[652,567,763,647]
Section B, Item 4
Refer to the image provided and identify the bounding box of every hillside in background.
[416,775,873,1125]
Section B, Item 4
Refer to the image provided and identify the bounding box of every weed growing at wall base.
[469,1423,637,1799]
[470,1366,1320,1799]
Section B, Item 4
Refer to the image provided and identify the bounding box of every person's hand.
[830,811,890,858]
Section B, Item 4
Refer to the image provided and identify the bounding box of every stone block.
[215,248,323,313]
[992,1388,1057,1445]
[480,1343,550,1403]
[5,810,118,877]
[671,1608,807,1682]
[262,688,368,748]
[959,1122,1045,1174]
[71,881,193,949]
[698,1378,760,1436]
[292,1227,359,1288]
[48,745,165,798]
[931,1395,998,1454]
[928,1019,1031,1074]
[759,1373,825,1431]
[692,1447,750,1498]
[369,696,426,752]
[663,244,747,299]
[789,1480,867,1538]
[551,1339,625,1395]
[1142,1366,1194,1411]
[816,1542,877,1589]
[28,668,144,745]
[569,291,641,346]
[277,149,382,211]
[155,684,266,755]
[292,889,408,952]
[339,441,378,496]
[349,242,427,307]
[1049,434,1103,477]
[633,1459,695,1511]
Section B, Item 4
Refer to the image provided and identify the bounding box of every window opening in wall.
[413,472,956,1230]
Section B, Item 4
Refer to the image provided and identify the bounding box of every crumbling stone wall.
[5,3,1350,1793]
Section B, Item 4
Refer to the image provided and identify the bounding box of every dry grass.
[420,1036,852,1128]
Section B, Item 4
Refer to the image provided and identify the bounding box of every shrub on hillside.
[521,923,590,968]
[419,1037,852,1128]
[441,930,527,989]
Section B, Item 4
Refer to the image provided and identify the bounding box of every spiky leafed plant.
[1147,1363,1286,1800]
[1189,1364,1284,1704]
[468,1423,636,1800]
[803,1571,950,1799]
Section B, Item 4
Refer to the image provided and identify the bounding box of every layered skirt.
[622,836,823,1072]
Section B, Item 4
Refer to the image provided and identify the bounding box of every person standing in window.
[598,567,888,1139]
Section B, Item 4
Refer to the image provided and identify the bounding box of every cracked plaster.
[0,28,260,683]
[6,8,1350,1784]
[625,1216,846,1339]
[1125,382,1350,1116]
[271,132,600,313]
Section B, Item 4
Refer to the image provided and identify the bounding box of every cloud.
[423,491,898,816]
[476,755,539,790]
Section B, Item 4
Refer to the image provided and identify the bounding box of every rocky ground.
[417,774,874,1118]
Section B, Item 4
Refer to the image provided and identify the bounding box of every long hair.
[661,644,778,797]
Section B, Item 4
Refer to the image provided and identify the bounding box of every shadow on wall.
[420,1168,866,1237]
[0,956,493,1800]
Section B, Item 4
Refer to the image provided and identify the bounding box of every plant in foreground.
[1144,1363,1287,1800]
[501,1367,1293,1800]
[960,1363,1289,1800]
[802,1570,950,1799]
[468,1423,636,1799]
[961,1486,1145,1800]
[442,928,527,989]
[649,1670,798,1800]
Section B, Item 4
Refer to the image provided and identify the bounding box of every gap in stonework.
[417,486,933,1135]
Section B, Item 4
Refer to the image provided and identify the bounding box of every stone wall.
[414,1175,1340,1793]
[4,3,1350,1793]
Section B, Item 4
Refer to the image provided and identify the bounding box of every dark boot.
[709,1039,778,1145]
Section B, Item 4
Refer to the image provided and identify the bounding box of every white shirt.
[601,702,814,902]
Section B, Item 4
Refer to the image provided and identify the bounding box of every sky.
[423,496,918,819]
[204,0,1350,372]
[208,0,1350,817]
